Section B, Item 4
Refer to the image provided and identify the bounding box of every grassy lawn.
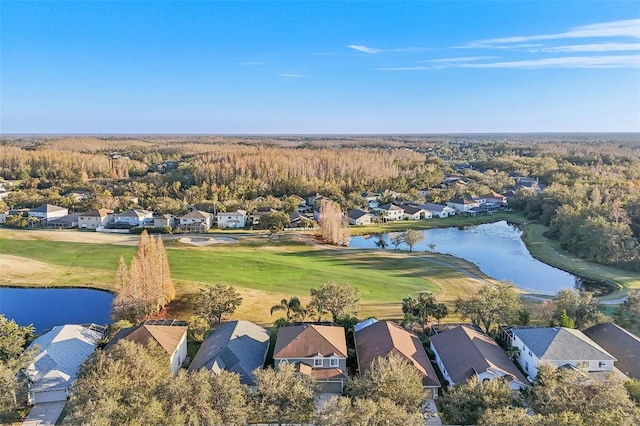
[523,224,640,299]
[0,236,491,323]
[350,211,527,235]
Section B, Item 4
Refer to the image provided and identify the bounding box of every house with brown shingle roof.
[179,210,212,232]
[273,324,347,393]
[430,324,528,390]
[355,321,441,398]
[78,208,114,229]
[583,323,640,380]
[105,320,187,375]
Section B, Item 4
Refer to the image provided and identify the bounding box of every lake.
[349,220,579,295]
[0,287,113,333]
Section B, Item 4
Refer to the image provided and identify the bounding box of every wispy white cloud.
[422,56,498,63]
[464,18,640,48]
[530,42,640,53]
[348,44,383,54]
[347,44,432,54]
[277,73,306,78]
[379,55,640,71]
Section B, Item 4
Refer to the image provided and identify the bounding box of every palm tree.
[270,297,306,321]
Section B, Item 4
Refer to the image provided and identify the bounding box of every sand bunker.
[178,236,237,246]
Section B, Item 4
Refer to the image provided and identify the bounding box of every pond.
[0,287,113,333]
[349,220,582,295]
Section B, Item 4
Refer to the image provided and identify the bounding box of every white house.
[402,205,432,220]
[446,196,480,213]
[28,204,69,222]
[506,326,617,380]
[109,209,154,227]
[419,203,456,218]
[78,209,114,229]
[430,325,528,390]
[216,210,247,229]
[179,210,212,232]
[347,209,374,226]
[105,320,188,375]
[25,324,105,404]
[376,203,404,222]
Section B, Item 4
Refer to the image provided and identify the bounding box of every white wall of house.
[169,332,188,375]
[79,215,111,229]
[446,201,479,212]
[217,212,247,229]
[379,208,404,221]
[29,208,68,222]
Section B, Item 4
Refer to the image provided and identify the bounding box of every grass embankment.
[350,211,526,235]
[522,223,640,299]
[0,235,492,324]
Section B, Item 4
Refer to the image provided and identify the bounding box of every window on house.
[598,361,606,368]
[314,358,323,367]
[330,358,339,367]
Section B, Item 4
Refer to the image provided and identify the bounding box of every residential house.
[347,209,374,226]
[480,191,508,205]
[288,211,314,228]
[249,208,279,227]
[288,195,307,213]
[78,209,114,229]
[108,209,154,228]
[418,203,456,218]
[153,214,175,229]
[355,321,441,399]
[446,196,481,213]
[307,194,328,208]
[361,191,381,209]
[28,204,69,222]
[105,319,188,375]
[179,210,212,232]
[43,213,79,229]
[417,188,429,198]
[402,205,432,220]
[188,320,270,386]
[376,203,404,222]
[216,210,247,229]
[505,326,617,380]
[430,325,528,390]
[273,324,348,393]
[583,323,640,380]
[443,174,469,187]
[25,324,105,404]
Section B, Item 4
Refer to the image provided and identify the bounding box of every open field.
[523,224,640,299]
[0,233,495,324]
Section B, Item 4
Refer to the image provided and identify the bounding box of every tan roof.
[106,324,187,356]
[355,321,441,388]
[295,363,347,380]
[481,191,506,199]
[274,325,347,359]
[430,325,527,386]
[81,208,113,218]
[181,210,211,219]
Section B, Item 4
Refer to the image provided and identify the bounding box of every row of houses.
[0,204,249,231]
[429,322,640,393]
[24,318,640,414]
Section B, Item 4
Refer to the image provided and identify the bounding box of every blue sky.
[1,1,639,134]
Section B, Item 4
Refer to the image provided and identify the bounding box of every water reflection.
[349,221,580,295]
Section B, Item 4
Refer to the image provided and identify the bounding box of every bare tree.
[318,199,351,246]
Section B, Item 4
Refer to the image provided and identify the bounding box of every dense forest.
[1,134,639,270]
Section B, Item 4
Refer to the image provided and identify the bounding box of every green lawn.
[1,236,488,322]
[523,223,640,298]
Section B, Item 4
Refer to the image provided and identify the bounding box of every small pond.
[349,220,584,295]
[0,287,113,333]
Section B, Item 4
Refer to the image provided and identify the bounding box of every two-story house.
[179,210,212,232]
[506,326,617,380]
[78,209,114,229]
[273,324,347,393]
[216,210,247,229]
[109,209,154,228]
[446,196,480,213]
[376,203,405,222]
[28,204,69,222]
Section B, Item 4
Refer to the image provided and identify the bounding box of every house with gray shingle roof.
[347,209,374,226]
[430,325,528,390]
[583,323,640,380]
[28,204,69,222]
[506,326,616,380]
[188,320,270,386]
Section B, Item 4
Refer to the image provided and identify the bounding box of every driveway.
[22,401,66,426]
